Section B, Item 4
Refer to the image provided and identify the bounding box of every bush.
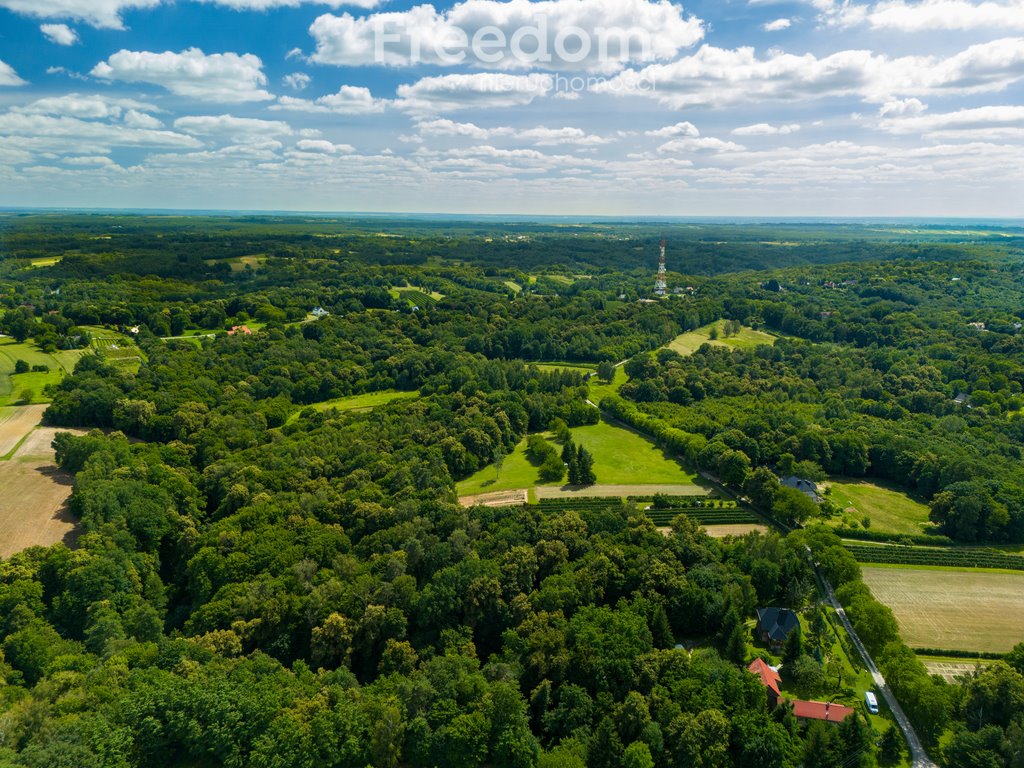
[14,359,29,374]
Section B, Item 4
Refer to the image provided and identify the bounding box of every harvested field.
[0,404,47,456]
[0,416,86,558]
[460,489,528,508]
[703,523,770,538]
[534,484,706,499]
[863,566,1024,653]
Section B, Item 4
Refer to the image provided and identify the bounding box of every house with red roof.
[747,657,855,725]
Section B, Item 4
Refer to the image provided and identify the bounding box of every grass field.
[587,365,626,405]
[287,389,420,423]
[0,339,85,405]
[825,478,932,535]
[665,322,778,356]
[863,566,1024,653]
[534,362,595,375]
[456,418,702,497]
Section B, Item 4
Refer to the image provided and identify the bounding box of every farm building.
[756,607,800,651]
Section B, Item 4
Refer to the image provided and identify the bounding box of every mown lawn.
[587,365,626,405]
[456,417,699,496]
[825,478,932,535]
[665,321,779,356]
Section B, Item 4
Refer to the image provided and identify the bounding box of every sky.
[0,0,1022,216]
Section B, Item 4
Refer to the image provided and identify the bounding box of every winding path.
[814,564,938,768]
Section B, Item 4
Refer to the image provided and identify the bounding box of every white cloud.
[0,112,202,154]
[14,93,159,119]
[309,0,704,73]
[91,48,274,102]
[206,0,380,7]
[658,136,745,152]
[879,97,927,116]
[0,59,27,86]
[283,72,311,90]
[600,38,1024,108]
[123,109,164,129]
[62,155,116,166]
[173,114,293,141]
[763,17,792,31]
[416,118,609,145]
[294,139,355,153]
[395,73,552,113]
[272,85,386,114]
[846,0,1024,32]
[40,23,78,45]
[645,121,700,137]
[0,0,161,30]
[732,122,801,135]
[878,104,1024,136]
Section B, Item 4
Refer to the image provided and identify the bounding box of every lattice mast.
[655,237,667,296]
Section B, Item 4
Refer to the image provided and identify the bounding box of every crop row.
[844,544,1024,571]
[646,510,759,525]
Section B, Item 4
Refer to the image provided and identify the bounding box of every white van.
[865,691,879,714]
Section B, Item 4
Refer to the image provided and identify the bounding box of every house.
[747,658,782,707]
[756,607,800,651]
[781,476,822,503]
[311,306,329,318]
[791,699,855,724]
[227,325,252,336]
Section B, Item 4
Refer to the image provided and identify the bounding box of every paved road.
[816,568,938,768]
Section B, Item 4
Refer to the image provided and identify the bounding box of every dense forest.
[1,215,1023,767]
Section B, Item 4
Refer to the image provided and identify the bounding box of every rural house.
[748,658,856,725]
[781,476,822,502]
[747,658,782,708]
[756,607,800,651]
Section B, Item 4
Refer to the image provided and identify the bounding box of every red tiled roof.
[791,699,855,723]
[747,658,781,696]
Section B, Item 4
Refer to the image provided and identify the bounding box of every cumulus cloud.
[283,72,311,90]
[13,93,159,119]
[0,59,27,86]
[173,114,293,141]
[62,155,116,166]
[309,0,704,73]
[273,85,385,114]
[40,23,78,45]
[763,17,792,30]
[732,122,801,135]
[91,48,274,102]
[879,97,927,116]
[416,118,609,145]
[658,136,745,152]
[395,73,552,112]
[0,112,201,154]
[878,105,1024,137]
[842,0,1024,32]
[0,0,161,30]
[123,109,164,129]
[645,121,700,137]
[599,38,1024,108]
[294,139,355,153]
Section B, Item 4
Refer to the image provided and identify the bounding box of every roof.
[781,476,818,493]
[756,607,800,643]
[791,700,855,723]
[747,658,781,696]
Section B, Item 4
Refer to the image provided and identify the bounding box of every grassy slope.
[0,340,85,405]
[825,478,932,535]
[665,321,779,356]
[456,418,699,496]
[286,389,420,424]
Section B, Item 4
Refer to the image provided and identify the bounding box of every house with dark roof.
[756,607,800,651]
[781,476,822,502]
[747,658,782,708]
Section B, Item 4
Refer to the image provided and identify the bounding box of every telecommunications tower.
[654,237,667,296]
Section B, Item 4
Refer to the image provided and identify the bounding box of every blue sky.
[0,0,1022,216]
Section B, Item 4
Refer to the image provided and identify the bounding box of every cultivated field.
[0,417,83,558]
[862,566,1024,653]
[534,483,706,499]
[665,322,778,357]
[703,523,770,538]
[0,404,47,457]
[825,478,931,535]
[0,339,84,406]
